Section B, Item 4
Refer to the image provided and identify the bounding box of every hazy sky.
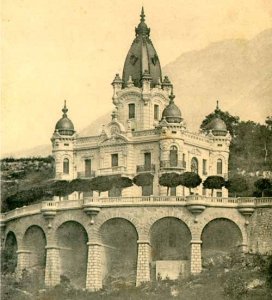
[1,0,272,154]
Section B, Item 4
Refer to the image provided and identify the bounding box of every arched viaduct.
[1,195,272,291]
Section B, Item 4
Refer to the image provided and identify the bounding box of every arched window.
[63,158,69,174]
[170,146,178,167]
[217,159,223,175]
[191,157,198,174]
[128,103,135,119]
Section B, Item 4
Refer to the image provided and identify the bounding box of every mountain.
[3,29,272,158]
[1,144,52,159]
[163,28,272,129]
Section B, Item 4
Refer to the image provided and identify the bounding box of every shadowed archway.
[150,217,192,280]
[201,218,243,259]
[99,218,138,286]
[3,231,18,273]
[56,221,88,288]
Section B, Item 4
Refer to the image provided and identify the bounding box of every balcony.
[96,166,127,176]
[77,171,96,179]
[160,160,186,171]
[136,164,156,173]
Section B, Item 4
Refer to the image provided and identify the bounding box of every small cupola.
[161,89,182,123]
[55,101,75,136]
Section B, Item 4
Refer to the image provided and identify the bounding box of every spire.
[62,100,68,117]
[140,6,145,22]
[135,7,150,37]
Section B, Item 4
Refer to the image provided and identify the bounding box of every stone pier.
[190,240,202,274]
[44,245,61,287]
[136,240,151,286]
[86,242,102,291]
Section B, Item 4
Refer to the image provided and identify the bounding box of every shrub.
[223,272,247,299]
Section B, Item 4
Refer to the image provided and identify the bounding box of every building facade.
[52,8,231,198]
[2,8,272,292]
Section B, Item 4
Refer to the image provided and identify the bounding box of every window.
[85,159,92,177]
[202,188,206,196]
[111,154,118,167]
[217,159,223,175]
[191,157,198,174]
[170,146,178,167]
[144,152,151,170]
[128,103,135,119]
[202,159,207,175]
[154,104,159,120]
[170,186,176,196]
[63,158,69,174]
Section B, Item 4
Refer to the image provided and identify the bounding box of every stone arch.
[3,231,18,273]
[56,220,88,288]
[52,213,90,242]
[201,217,243,259]
[23,225,47,285]
[144,209,193,240]
[198,210,247,244]
[99,217,139,285]
[94,211,141,239]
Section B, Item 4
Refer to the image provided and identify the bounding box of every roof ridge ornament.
[140,6,145,22]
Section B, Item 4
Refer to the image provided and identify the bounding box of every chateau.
[52,8,231,199]
[1,8,272,292]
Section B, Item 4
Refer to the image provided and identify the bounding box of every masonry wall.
[248,208,272,254]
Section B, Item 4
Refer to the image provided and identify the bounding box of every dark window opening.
[63,158,69,174]
[170,146,178,167]
[217,159,223,175]
[203,159,207,175]
[111,154,118,167]
[144,152,151,170]
[154,104,159,120]
[128,103,135,119]
[191,157,198,174]
[85,159,92,177]
[170,186,176,196]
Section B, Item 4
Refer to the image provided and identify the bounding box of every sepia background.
[1,0,272,157]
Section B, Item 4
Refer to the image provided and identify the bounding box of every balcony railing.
[160,160,186,170]
[136,164,156,173]
[1,196,272,222]
[77,171,96,179]
[96,166,127,176]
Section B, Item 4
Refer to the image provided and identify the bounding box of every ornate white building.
[51,8,231,198]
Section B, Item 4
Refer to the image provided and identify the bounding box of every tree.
[203,176,225,196]
[254,178,272,197]
[159,173,181,195]
[180,172,202,194]
[48,180,72,200]
[225,174,248,197]
[90,176,113,196]
[133,173,154,187]
[200,109,239,136]
[70,178,92,199]
[111,176,133,189]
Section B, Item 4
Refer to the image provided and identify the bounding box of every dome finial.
[215,100,221,115]
[62,100,68,117]
[140,6,145,22]
[169,87,175,103]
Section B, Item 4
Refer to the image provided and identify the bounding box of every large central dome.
[122,7,162,88]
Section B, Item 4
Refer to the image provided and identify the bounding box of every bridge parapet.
[1,197,272,224]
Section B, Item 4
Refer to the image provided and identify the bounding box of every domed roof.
[206,118,228,136]
[205,101,228,136]
[55,101,75,136]
[122,7,162,88]
[162,92,182,123]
